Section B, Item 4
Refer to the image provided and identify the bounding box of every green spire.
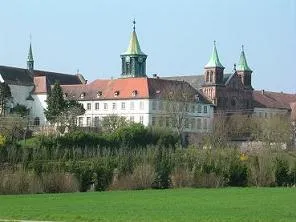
[237,45,252,72]
[27,42,34,62]
[205,41,224,68]
[123,19,146,55]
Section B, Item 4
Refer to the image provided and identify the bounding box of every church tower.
[237,45,252,89]
[204,41,224,85]
[202,41,224,104]
[27,42,34,72]
[120,20,147,78]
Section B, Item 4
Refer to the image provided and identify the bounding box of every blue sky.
[0,0,295,92]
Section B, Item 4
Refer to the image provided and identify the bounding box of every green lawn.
[0,188,295,222]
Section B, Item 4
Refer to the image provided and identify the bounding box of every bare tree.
[101,114,128,133]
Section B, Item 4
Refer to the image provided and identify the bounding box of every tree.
[11,104,29,117]
[44,81,66,124]
[57,100,85,132]
[44,81,85,133]
[101,114,128,133]
[0,82,12,116]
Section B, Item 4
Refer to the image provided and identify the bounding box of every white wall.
[31,94,48,125]
[9,84,34,108]
[254,107,288,119]
[77,98,214,133]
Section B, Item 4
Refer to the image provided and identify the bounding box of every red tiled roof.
[253,90,296,110]
[61,77,209,103]
[33,76,47,94]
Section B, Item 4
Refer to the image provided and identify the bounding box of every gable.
[225,73,244,90]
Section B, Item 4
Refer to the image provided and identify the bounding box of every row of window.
[84,101,145,111]
[151,116,209,130]
[151,100,208,114]
[78,115,144,127]
[256,112,285,119]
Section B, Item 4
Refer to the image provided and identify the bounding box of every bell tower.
[237,45,253,89]
[120,20,147,78]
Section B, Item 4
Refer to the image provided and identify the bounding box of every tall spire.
[237,45,252,72]
[27,36,34,71]
[123,19,146,55]
[205,41,224,68]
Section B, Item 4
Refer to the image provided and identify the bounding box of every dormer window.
[97,91,102,98]
[195,94,200,101]
[132,90,138,97]
[80,92,86,99]
[64,93,68,98]
[114,90,120,97]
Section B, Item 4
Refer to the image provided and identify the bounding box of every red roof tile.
[253,90,296,110]
[61,77,208,103]
[33,76,47,94]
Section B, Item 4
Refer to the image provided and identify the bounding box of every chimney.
[261,90,265,95]
[152,74,159,79]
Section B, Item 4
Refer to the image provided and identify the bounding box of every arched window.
[34,117,40,126]
[206,71,209,82]
[210,71,214,82]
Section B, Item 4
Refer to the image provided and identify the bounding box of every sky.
[0,0,295,93]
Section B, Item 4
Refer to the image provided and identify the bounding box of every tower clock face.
[125,56,130,62]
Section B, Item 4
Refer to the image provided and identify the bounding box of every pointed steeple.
[123,19,146,55]
[237,45,252,72]
[205,41,224,68]
[120,20,147,78]
[27,39,34,71]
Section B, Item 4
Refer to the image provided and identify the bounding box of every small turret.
[27,41,34,72]
[120,20,147,78]
[237,45,252,89]
[204,41,224,85]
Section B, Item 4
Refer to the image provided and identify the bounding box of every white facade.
[76,98,214,133]
[31,94,48,125]
[253,107,289,119]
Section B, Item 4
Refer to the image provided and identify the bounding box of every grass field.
[0,188,295,222]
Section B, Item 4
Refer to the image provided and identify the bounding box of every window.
[132,90,138,97]
[140,116,144,124]
[139,101,144,110]
[130,116,134,122]
[86,117,91,126]
[78,117,83,126]
[112,102,116,110]
[80,92,86,99]
[197,104,202,113]
[114,91,120,97]
[158,117,164,127]
[152,101,157,110]
[104,103,108,110]
[97,91,102,97]
[197,118,201,129]
[191,118,195,130]
[130,101,134,110]
[94,117,100,127]
[121,102,126,110]
[95,103,99,110]
[159,101,163,110]
[185,118,189,129]
[87,103,91,110]
[34,117,40,126]
[203,106,208,113]
[203,119,207,130]
[185,104,189,112]
[191,105,195,113]
[152,117,156,126]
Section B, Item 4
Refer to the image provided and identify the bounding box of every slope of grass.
[0,188,295,222]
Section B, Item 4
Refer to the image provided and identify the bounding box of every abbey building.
[0,22,295,132]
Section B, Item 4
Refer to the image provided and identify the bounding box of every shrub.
[94,163,113,191]
[228,162,248,187]
[275,158,290,186]
[42,172,79,193]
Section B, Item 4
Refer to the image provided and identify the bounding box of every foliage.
[0,82,11,116]
[44,81,65,124]
[0,115,27,142]
[275,158,290,186]
[101,114,128,133]
[10,103,29,117]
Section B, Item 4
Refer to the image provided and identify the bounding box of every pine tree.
[0,82,12,116]
[44,81,66,123]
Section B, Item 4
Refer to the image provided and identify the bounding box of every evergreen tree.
[44,81,66,123]
[0,82,12,116]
